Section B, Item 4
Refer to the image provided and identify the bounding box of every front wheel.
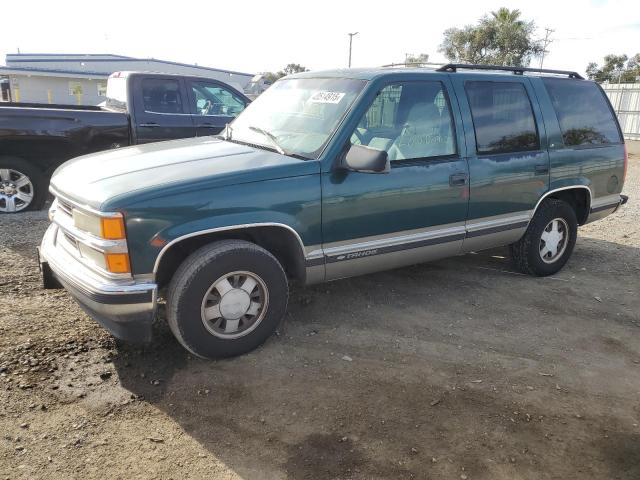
[510,198,578,276]
[166,240,288,359]
[0,157,47,213]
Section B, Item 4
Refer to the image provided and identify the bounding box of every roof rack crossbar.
[436,63,584,80]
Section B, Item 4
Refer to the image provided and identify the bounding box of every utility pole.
[540,28,554,69]
[348,32,359,68]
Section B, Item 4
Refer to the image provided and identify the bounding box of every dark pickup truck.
[0,71,249,213]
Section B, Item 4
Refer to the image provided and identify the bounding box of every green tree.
[280,63,308,76]
[261,64,309,84]
[586,54,640,83]
[439,7,544,66]
[405,53,430,65]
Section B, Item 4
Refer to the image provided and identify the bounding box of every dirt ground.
[1,157,639,480]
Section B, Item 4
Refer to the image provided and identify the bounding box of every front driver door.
[321,78,470,280]
[187,80,248,136]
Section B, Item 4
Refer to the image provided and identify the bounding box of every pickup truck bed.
[0,71,249,213]
[0,103,131,169]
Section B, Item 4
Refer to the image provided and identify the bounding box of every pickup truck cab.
[39,64,628,359]
[0,71,249,213]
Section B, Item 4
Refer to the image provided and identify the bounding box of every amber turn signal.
[105,253,130,274]
[101,217,126,240]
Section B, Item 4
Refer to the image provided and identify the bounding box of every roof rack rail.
[436,63,584,80]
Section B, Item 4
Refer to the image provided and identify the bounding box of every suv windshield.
[227,77,366,159]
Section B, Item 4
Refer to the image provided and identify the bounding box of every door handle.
[534,164,549,175]
[449,173,468,186]
[139,122,160,128]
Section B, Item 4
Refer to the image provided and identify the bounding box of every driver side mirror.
[340,144,390,174]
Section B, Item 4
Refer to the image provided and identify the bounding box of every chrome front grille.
[57,198,74,217]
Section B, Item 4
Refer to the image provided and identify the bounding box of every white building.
[0,53,254,105]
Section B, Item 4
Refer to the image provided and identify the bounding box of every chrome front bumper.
[39,223,157,342]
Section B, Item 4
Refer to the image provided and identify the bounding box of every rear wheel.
[0,157,46,213]
[510,198,578,276]
[166,240,288,359]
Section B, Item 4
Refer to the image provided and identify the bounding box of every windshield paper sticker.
[309,91,346,104]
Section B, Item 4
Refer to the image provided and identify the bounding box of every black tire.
[0,156,47,213]
[510,198,578,276]
[166,240,288,359]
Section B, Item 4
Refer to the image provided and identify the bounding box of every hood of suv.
[50,137,318,209]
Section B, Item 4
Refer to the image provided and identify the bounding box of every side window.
[543,78,621,147]
[351,81,456,161]
[191,82,246,117]
[465,81,539,155]
[141,79,184,114]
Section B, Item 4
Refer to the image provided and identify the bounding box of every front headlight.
[72,210,126,240]
[71,209,130,274]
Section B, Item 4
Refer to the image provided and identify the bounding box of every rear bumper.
[39,224,157,343]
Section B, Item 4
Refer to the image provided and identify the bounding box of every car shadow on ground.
[109,240,640,480]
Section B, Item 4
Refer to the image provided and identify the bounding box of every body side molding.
[151,186,596,280]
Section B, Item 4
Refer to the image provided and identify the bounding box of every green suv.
[39,64,629,359]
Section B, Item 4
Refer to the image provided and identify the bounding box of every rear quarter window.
[542,78,621,147]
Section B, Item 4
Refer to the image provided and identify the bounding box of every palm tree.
[486,8,541,66]
[490,7,523,25]
[439,8,544,67]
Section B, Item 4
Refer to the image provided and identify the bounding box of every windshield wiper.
[248,126,287,156]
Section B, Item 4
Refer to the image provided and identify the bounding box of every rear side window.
[465,81,539,155]
[543,78,621,147]
[141,79,184,114]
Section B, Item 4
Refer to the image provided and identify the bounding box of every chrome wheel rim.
[200,271,269,339]
[539,218,569,264]
[0,168,34,213]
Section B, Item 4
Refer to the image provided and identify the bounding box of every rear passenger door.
[187,79,248,136]
[133,76,195,144]
[533,78,625,218]
[321,78,469,280]
[450,77,550,252]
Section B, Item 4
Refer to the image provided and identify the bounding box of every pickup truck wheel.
[166,240,288,359]
[0,157,46,213]
[510,198,578,276]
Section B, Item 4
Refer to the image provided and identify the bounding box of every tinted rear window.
[141,79,184,114]
[543,78,621,147]
[465,81,540,155]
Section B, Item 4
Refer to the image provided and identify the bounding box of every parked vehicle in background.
[39,64,628,359]
[0,71,249,213]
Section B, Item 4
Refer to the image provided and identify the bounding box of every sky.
[0,0,638,76]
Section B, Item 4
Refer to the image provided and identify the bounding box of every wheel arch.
[532,185,592,225]
[0,138,77,175]
[153,223,308,289]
